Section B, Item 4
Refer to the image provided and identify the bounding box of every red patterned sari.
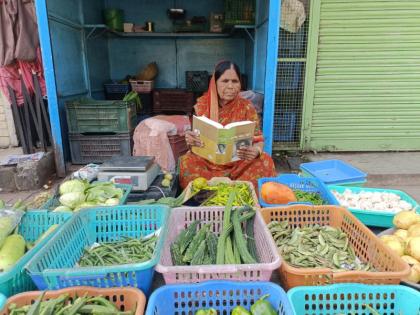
[179,85,276,189]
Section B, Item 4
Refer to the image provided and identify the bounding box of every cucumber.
[0,234,26,272]
[0,216,14,248]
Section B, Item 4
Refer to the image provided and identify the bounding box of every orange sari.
[179,76,276,189]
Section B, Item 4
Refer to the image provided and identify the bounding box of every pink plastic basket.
[155,206,281,284]
[130,80,154,93]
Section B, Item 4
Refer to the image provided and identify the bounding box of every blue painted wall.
[83,0,109,98]
[105,0,251,89]
[254,0,269,93]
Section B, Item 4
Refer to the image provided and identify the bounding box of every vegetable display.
[294,190,325,205]
[331,189,414,213]
[161,172,173,188]
[0,234,25,272]
[260,182,325,205]
[79,235,157,267]
[191,178,255,206]
[194,295,277,315]
[170,192,258,266]
[260,182,296,204]
[380,211,420,284]
[268,221,373,271]
[0,206,25,273]
[52,180,124,212]
[6,291,135,315]
[0,211,61,273]
[123,90,142,113]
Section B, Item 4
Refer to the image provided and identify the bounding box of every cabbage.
[105,198,120,206]
[59,179,86,195]
[59,192,85,209]
[85,183,124,203]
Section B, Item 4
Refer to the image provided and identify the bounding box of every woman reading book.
[179,61,277,189]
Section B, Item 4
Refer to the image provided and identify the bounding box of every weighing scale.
[97,156,160,191]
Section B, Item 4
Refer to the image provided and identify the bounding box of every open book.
[191,115,256,165]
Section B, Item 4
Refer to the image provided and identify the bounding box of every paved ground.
[304,152,420,201]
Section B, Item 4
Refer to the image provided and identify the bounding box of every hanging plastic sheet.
[0,0,44,104]
[0,0,39,66]
[281,0,306,33]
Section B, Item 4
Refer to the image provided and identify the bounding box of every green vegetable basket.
[0,210,71,297]
[41,183,132,210]
[288,283,420,315]
[26,205,170,295]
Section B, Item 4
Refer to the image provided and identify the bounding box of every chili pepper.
[195,309,218,315]
[231,306,251,315]
[250,295,276,315]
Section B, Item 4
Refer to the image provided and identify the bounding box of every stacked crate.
[153,89,194,115]
[65,99,136,164]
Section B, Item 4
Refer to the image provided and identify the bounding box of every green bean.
[268,221,374,272]
[78,235,157,267]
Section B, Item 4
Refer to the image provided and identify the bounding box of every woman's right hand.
[185,130,203,147]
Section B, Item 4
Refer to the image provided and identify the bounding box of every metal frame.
[35,0,282,169]
[35,0,66,177]
[300,0,321,151]
[263,0,281,155]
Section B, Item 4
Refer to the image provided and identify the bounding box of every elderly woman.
[179,61,277,189]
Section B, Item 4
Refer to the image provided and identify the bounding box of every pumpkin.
[261,182,297,204]
[136,62,158,80]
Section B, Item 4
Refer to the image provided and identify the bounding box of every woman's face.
[216,67,241,103]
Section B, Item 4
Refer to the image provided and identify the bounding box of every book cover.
[191,115,256,165]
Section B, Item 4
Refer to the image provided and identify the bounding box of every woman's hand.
[185,130,203,147]
[237,145,261,161]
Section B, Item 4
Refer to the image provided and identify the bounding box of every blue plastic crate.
[146,281,294,315]
[288,283,420,315]
[300,159,367,185]
[277,62,302,90]
[41,183,132,210]
[258,174,338,207]
[279,27,305,59]
[26,205,170,295]
[273,112,297,142]
[0,210,71,297]
[328,185,420,228]
[104,81,131,100]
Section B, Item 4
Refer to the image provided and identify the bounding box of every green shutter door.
[302,0,420,151]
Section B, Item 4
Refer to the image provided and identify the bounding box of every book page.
[192,116,255,165]
[231,137,253,162]
[193,115,224,129]
[224,120,254,129]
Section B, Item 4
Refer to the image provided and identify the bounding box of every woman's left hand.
[237,145,261,161]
